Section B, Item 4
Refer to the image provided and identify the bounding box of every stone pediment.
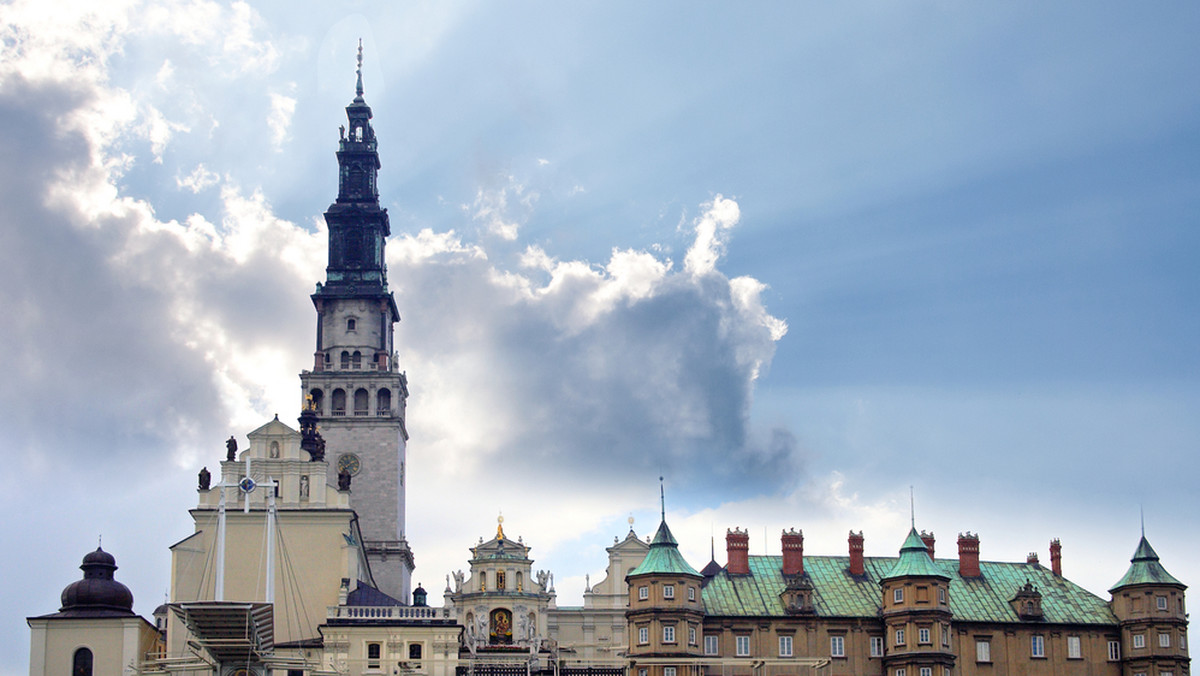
[471,537,532,562]
[244,415,304,461]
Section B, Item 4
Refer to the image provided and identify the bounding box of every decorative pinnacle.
[355,39,364,99]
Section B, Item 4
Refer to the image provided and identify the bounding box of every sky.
[3,1,1200,673]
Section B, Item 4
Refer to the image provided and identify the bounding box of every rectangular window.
[1067,635,1081,659]
[689,626,697,645]
[1158,595,1169,610]
[830,635,844,657]
[895,629,905,646]
[871,636,884,657]
[638,586,648,600]
[736,635,750,657]
[919,668,932,676]
[638,669,647,676]
[1031,634,1045,658]
[1181,633,1187,649]
[919,627,931,644]
[638,627,648,645]
[938,587,946,604]
[688,587,696,601]
[896,669,906,676]
[1161,672,1174,676]
[942,624,950,648]
[663,584,675,599]
[894,588,904,604]
[367,642,382,670]
[976,639,991,663]
[663,669,676,676]
[1134,633,1146,649]
[704,635,719,656]
[663,626,676,644]
[1108,640,1121,661]
[1159,633,1171,648]
[497,570,506,590]
[779,635,793,657]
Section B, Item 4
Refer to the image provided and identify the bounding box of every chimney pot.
[726,528,750,575]
[1049,538,1062,576]
[1027,552,1039,564]
[781,528,804,576]
[920,530,935,560]
[957,532,981,578]
[848,530,865,576]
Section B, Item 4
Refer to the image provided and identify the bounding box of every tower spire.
[355,38,364,101]
[659,476,665,521]
[909,485,915,528]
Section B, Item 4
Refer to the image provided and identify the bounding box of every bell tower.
[299,43,413,601]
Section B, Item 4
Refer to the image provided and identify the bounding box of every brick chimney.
[781,529,804,576]
[1049,538,1062,576]
[726,528,750,575]
[957,532,981,578]
[921,530,935,560]
[1026,552,1039,564]
[848,530,865,576]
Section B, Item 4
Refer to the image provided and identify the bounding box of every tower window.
[309,388,324,414]
[497,570,506,590]
[340,351,350,370]
[352,351,362,369]
[347,317,357,332]
[376,388,391,416]
[663,584,674,599]
[73,647,93,676]
[331,388,346,415]
[353,388,369,415]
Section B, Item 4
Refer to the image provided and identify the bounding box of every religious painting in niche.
[490,607,513,644]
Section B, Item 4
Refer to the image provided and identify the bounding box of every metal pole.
[215,485,227,601]
[266,477,276,603]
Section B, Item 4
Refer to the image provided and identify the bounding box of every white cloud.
[463,175,537,241]
[684,194,740,275]
[177,163,221,193]
[268,91,296,149]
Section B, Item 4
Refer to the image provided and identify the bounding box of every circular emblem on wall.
[337,453,362,476]
[238,477,257,493]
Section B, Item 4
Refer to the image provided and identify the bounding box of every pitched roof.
[1110,536,1185,591]
[883,528,949,581]
[628,520,701,578]
[703,554,1116,625]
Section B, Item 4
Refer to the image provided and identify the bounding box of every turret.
[880,527,955,676]
[1110,535,1189,675]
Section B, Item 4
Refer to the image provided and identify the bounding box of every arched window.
[352,351,362,369]
[346,317,356,332]
[309,388,324,415]
[340,351,350,370]
[331,389,346,416]
[376,388,391,416]
[354,388,369,415]
[73,647,93,676]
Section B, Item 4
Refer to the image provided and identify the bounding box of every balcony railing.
[327,605,453,620]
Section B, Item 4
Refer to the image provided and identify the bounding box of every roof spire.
[355,38,364,100]
[909,485,915,528]
[1140,504,1145,536]
[659,476,665,521]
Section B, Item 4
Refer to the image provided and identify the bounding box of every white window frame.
[638,627,648,645]
[366,641,382,670]
[688,587,696,601]
[1133,633,1146,649]
[830,635,844,657]
[919,668,932,676]
[976,639,991,663]
[1107,640,1121,661]
[896,669,906,676]
[938,587,946,604]
[870,636,884,657]
[663,584,675,599]
[736,635,750,657]
[663,669,676,676]
[918,627,931,644]
[1159,632,1171,648]
[689,626,697,645]
[895,628,905,646]
[663,625,675,644]
[704,635,719,656]
[894,587,904,604]
[779,635,793,657]
[1158,595,1169,610]
[1067,635,1081,659]
[638,586,648,600]
[1031,634,1045,658]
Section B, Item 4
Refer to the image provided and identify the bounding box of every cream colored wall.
[27,617,160,676]
[321,624,461,676]
[168,507,363,657]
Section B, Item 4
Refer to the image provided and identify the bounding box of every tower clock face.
[337,453,362,476]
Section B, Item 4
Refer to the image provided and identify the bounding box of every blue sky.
[3,2,1199,673]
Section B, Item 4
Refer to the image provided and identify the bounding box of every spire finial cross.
[355,39,364,98]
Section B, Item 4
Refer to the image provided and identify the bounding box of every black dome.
[59,547,135,615]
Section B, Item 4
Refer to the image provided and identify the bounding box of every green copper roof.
[883,528,949,581]
[628,520,700,577]
[1110,536,1185,591]
[703,554,1116,625]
